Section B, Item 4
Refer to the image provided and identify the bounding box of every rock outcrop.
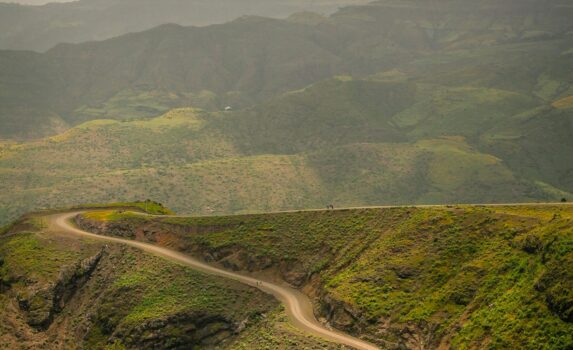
[17,249,104,330]
[110,313,237,349]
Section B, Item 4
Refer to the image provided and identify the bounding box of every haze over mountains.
[0,0,572,224]
[2,0,572,138]
[2,1,573,349]
[0,0,370,51]
[2,0,70,4]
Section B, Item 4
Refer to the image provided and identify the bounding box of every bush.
[521,234,543,254]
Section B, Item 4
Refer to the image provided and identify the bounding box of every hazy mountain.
[1,0,69,3]
[0,0,371,51]
[0,0,572,223]
[1,0,571,140]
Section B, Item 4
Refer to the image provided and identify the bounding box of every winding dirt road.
[49,212,379,350]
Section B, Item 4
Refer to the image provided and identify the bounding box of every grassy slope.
[0,213,343,350]
[229,307,350,350]
[0,122,561,225]
[400,39,573,194]
[1,72,570,224]
[83,205,573,349]
[0,104,569,226]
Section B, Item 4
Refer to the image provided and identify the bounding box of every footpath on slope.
[49,212,380,350]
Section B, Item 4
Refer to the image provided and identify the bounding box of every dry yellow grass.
[552,95,573,109]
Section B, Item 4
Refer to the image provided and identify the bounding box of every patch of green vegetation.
[535,74,564,101]
[76,201,174,215]
[393,86,538,141]
[104,340,127,350]
[73,89,187,123]
[0,232,90,281]
[84,247,276,349]
[116,260,255,325]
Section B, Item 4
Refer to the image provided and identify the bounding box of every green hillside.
[1,71,572,224]
[73,204,573,349]
[0,212,347,349]
[2,0,573,349]
[1,101,568,226]
[1,70,571,224]
[0,0,572,224]
[3,204,572,349]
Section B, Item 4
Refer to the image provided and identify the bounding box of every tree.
[561,198,568,203]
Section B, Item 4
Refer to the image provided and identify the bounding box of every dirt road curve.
[49,212,380,350]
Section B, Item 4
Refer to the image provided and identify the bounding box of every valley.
[1,69,572,224]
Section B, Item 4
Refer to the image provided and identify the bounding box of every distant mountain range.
[1,0,571,139]
[0,0,572,223]
[1,0,70,4]
[0,0,370,51]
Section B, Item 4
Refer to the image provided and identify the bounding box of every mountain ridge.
[0,0,571,225]
[0,0,372,51]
